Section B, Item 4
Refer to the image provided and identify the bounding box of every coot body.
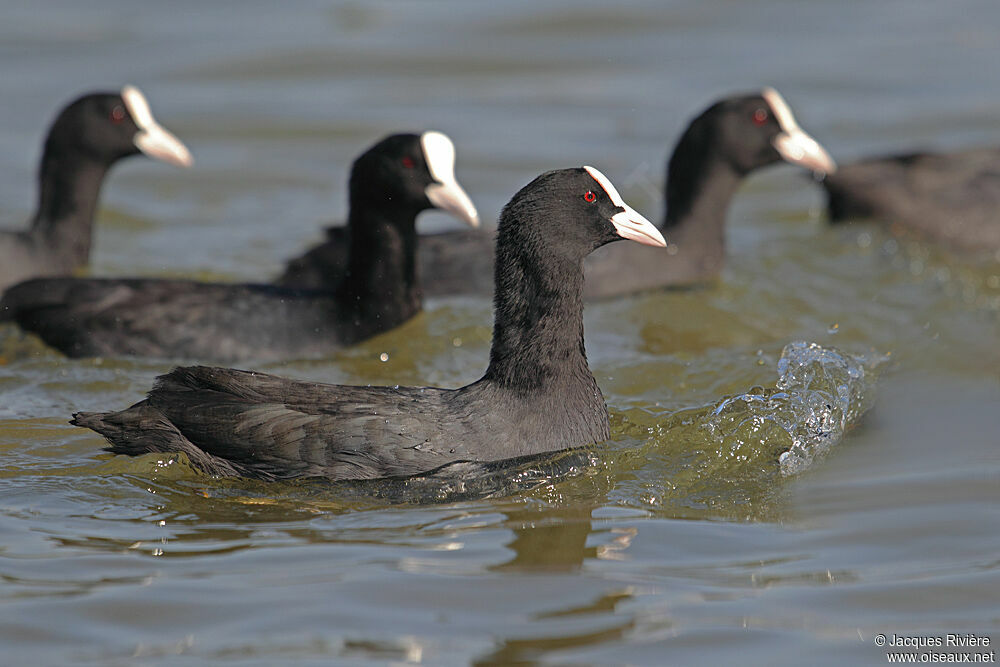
[823,146,1000,257]
[73,167,666,481]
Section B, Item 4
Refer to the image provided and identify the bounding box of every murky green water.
[1,1,998,664]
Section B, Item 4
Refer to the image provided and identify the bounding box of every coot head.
[350,131,479,227]
[44,85,192,168]
[493,165,666,311]
[671,87,835,179]
[504,166,666,256]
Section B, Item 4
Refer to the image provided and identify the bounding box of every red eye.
[752,108,768,126]
[401,156,415,169]
[583,191,597,203]
[110,106,126,124]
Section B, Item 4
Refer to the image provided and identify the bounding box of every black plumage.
[0,86,191,292]
[277,88,835,300]
[823,147,1000,257]
[73,167,667,481]
[1,132,478,362]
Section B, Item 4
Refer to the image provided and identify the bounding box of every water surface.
[1,1,998,664]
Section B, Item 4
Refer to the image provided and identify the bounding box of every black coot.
[823,146,1000,257]
[1,132,479,362]
[72,167,667,481]
[278,88,835,299]
[0,86,192,292]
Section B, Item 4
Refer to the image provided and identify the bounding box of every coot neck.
[662,136,744,256]
[484,222,593,394]
[30,148,112,266]
[339,192,421,331]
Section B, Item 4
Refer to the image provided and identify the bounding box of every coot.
[1,132,478,362]
[278,88,835,299]
[73,167,666,481]
[823,146,1000,257]
[0,86,192,292]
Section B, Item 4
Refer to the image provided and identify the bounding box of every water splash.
[599,340,888,520]
[703,341,886,476]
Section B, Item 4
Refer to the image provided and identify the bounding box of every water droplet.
[452,337,462,347]
[379,352,389,362]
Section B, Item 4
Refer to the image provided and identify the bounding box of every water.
[1,1,999,664]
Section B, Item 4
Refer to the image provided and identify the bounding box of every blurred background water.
[0,1,998,664]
